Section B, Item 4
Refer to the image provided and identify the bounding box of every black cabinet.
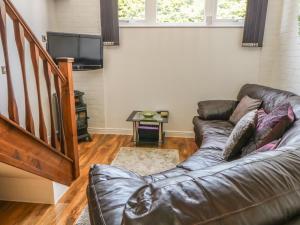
[54,90,92,142]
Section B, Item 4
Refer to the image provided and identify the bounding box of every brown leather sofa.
[87,84,300,225]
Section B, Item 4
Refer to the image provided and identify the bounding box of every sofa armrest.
[197,100,237,120]
[87,165,146,225]
[123,148,300,225]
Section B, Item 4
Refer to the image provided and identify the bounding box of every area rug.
[75,147,180,225]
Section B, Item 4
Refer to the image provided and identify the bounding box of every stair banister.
[0,0,80,184]
[58,58,80,178]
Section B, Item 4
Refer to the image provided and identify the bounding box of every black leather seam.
[151,148,296,189]
[90,170,107,225]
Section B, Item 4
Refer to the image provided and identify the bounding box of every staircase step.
[0,115,74,186]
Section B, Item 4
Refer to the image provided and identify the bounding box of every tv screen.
[47,32,103,71]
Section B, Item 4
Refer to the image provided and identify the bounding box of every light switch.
[42,35,47,42]
[1,66,6,75]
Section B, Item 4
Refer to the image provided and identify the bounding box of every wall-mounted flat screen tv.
[47,32,103,71]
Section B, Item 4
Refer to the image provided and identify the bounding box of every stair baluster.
[30,42,48,143]
[13,20,35,134]
[0,1,19,123]
[43,61,57,148]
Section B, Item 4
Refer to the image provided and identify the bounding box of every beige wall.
[259,0,300,95]
[274,0,300,93]
[0,163,68,204]
[54,0,264,135]
[258,0,283,86]
[103,28,260,134]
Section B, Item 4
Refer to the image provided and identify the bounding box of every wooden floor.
[0,134,197,225]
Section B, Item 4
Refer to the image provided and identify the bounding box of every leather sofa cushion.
[229,96,261,124]
[145,150,226,182]
[198,100,237,120]
[123,148,300,225]
[238,84,296,113]
[278,120,300,148]
[193,117,233,150]
[87,165,146,225]
[288,96,300,119]
[143,167,189,183]
[285,216,300,225]
[178,149,225,171]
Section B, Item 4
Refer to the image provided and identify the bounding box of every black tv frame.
[47,32,103,71]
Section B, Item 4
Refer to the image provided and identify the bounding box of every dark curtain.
[100,0,119,46]
[242,0,268,47]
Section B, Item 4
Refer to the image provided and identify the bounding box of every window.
[119,0,247,26]
[119,0,146,21]
[216,0,247,21]
[157,0,205,23]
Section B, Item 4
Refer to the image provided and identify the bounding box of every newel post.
[57,58,80,179]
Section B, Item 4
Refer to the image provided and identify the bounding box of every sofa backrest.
[238,84,300,149]
[123,148,300,225]
[238,84,296,113]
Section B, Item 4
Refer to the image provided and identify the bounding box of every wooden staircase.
[0,0,79,185]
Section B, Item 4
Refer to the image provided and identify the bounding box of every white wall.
[259,0,300,95]
[0,163,67,204]
[54,0,263,136]
[258,0,283,86]
[103,28,260,134]
[274,0,300,93]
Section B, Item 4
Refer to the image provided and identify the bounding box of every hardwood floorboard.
[0,134,197,225]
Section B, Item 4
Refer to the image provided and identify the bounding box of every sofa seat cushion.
[178,149,225,171]
[193,117,234,150]
[87,165,146,225]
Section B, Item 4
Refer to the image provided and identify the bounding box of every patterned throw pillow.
[255,103,295,149]
[255,139,281,153]
[230,96,262,125]
[243,139,281,157]
[257,109,268,127]
[241,140,256,157]
[223,110,257,161]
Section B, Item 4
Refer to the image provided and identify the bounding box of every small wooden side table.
[126,111,169,146]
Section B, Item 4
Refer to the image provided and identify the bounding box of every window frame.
[119,0,246,27]
[214,0,246,24]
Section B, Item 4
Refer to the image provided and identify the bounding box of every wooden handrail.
[58,58,80,179]
[4,0,66,83]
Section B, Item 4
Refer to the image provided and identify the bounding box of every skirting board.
[89,127,194,138]
[0,177,68,204]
